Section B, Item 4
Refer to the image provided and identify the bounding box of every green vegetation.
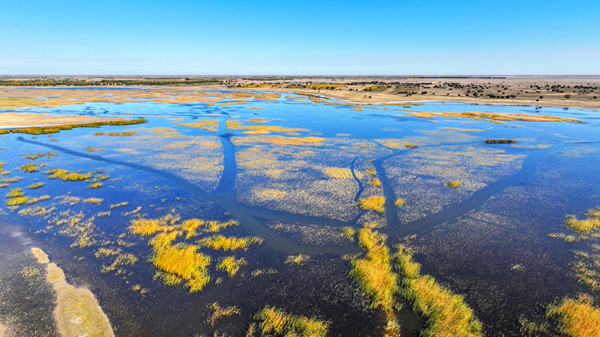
[217,256,247,276]
[198,235,263,251]
[339,226,356,241]
[6,187,24,198]
[358,196,385,213]
[152,243,211,292]
[546,294,600,337]
[369,178,382,187]
[248,306,329,337]
[45,169,92,181]
[207,302,240,325]
[395,244,482,337]
[8,117,146,135]
[28,182,44,189]
[24,152,57,160]
[564,207,600,233]
[285,254,310,265]
[448,181,462,189]
[21,163,40,172]
[350,228,397,310]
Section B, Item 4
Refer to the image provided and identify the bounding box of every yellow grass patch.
[177,119,219,132]
[198,235,263,251]
[547,294,600,337]
[406,111,581,123]
[152,243,211,292]
[217,256,247,276]
[358,196,385,213]
[249,306,329,337]
[321,167,354,179]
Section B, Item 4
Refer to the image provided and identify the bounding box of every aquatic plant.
[181,219,238,239]
[83,197,103,204]
[217,256,247,276]
[285,254,310,265]
[88,182,103,189]
[109,201,128,209]
[207,302,240,325]
[6,187,24,198]
[369,178,382,187]
[24,152,57,160]
[340,226,356,241]
[394,198,405,207]
[151,243,211,292]
[85,147,105,152]
[546,294,600,337]
[101,253,138,273]
[350,228,397,310]
[8,117,146,135]
[563,207,600,233]
[198,235,263,251]
[448,181,462,189]
[358,196,385,213]
[21,163,40,172]
[1,176,22,183]
[405,143,418,149]
[129,214,180,236]
[27,182,44,189]
[45,168,92,181]
[249,306,329,337]
[395,244,483,337]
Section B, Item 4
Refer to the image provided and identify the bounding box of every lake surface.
[1,89,599,336]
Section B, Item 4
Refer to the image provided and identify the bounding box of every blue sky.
[1,1,598,75]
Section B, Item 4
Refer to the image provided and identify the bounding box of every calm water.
[1,89,599,336]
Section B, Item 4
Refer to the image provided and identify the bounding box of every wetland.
[0,87,599,336]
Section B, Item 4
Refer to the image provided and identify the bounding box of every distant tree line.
[0,78,223,86]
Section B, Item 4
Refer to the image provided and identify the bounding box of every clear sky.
[1,0,599,75]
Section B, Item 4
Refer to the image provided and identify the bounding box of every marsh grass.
[350,228,397,311]
[198,235,263,251]
[109,201,128,209]
[24,152,57,160]
[546,294,600,337]
[88,182,103,189]
[21,163,40,172]
[370,178,382,187]
[285,254,310,265]
[339,226,356,241]
[129,214,180,236]
[395,245,482,337]
[207,302,240,325]
[394,198,405,207]
[8,117,146,135]
[28,182,44,189]
[217,256,247,276]
[564,207,600,233]
[6,187,24,198]
[448,181,462,189]
[181,219,238,239]
[358,196,385,213]
[101,253,138,273]
[249,306,329,337]
[45,169,93,181]
[83,197,103,204]
[151,243,211,292]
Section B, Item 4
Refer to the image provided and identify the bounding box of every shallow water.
[1,89,599,336]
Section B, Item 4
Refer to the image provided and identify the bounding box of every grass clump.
[152,243,211,292]
[564,207,600,233]
[6,187,24,198]
[6,196,38,206]
[339,226,356,241]
[350,228,397,310]
[405,143,418,149]
[83,197,103,204]
[88,182,103,189]
[358,196,385,213]
[217,256,247,276]
[546,294,600,337]
[448,181,462,189]
[24,152,57,160]
[369,178,382,187]
[181,219,238,239]
[21,163,40,172]
[395,244,482,337]
[198,235,263,251]
[249,306,329,337]
[28,182,44,189]
[285,254,310,265]
[394,198,405,207]
[109,201,128,209]
[129,214,180,236]
[85,147,104,152]
[207,302,240,325]
[45,169,92,181]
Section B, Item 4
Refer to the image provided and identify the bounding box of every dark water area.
[1,89,599,336]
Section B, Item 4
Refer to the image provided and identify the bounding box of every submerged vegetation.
[248,306,329,337]
[395,245,482,337]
